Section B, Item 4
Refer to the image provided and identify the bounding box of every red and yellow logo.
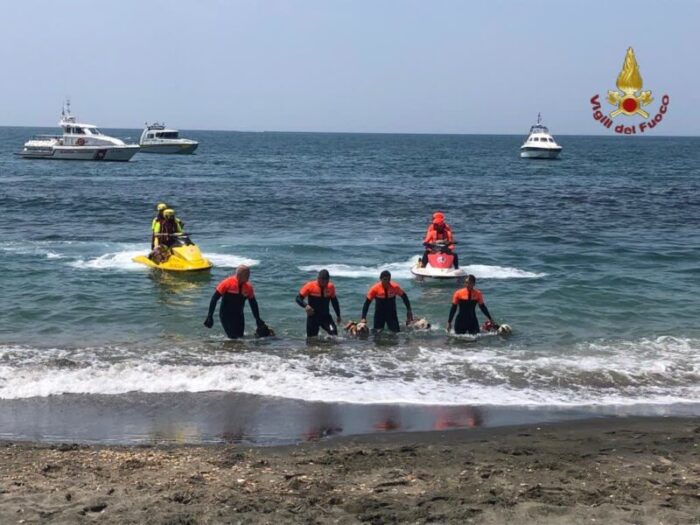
[590,47,669,134]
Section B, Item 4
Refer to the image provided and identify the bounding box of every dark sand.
[1,417,698,524]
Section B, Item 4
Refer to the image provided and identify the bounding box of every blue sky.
[1,0,698,134]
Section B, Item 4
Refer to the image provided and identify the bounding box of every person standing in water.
[360,270,413,333]
[204,265,268,339]
[296,269,342,337]
[447,274,498,335]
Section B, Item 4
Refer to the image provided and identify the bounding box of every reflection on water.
[2,390,695,445]
[148,270,212,304]
[0,392,493,445]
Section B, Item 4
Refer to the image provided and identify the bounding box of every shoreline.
[2,391,698,446]
[1,416,698,523]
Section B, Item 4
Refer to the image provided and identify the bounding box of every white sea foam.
[299,259,545,280]
[299,259,416,279]
[206,253,260,268]
[68,250,259,271]
[0,336,697,406]
[69,250,144,271]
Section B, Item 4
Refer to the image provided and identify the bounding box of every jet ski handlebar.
[423,241,457,253]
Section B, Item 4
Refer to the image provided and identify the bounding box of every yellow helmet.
[163,208,175,217]
[156,203,167,211]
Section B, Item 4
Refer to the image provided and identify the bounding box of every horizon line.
[0,124,697,139]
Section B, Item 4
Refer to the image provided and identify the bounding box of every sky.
[0,0,698,134]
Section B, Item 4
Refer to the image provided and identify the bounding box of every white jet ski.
[411,242,467,280]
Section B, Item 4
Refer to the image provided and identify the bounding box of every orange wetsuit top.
[423,223,454,244]
[367,281,405,300]
[297,280,340,317]
[216,276,255,298]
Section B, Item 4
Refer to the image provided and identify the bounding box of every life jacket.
[423,222,454,244]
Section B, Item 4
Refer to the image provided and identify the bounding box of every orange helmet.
[432,211,445,223]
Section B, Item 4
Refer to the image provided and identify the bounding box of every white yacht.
[139,123,198,154]
[18,101,140,161]
[520,114,562,159]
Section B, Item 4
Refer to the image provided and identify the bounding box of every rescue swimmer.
[420,211,458,269]
[296,269,342,337]
[204,265,271,338]
[360,270,413,333]
[447,274,498,335]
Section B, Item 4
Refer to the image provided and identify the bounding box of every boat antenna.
[537,112,541,125]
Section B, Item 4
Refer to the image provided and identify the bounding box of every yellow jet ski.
[132,233,213,272]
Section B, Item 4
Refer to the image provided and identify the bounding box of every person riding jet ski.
[421,211,458,269]
[153,208,184,249]
[151,203,168,249]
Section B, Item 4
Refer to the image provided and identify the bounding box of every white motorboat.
[139,123,198,154]
[520,114,562,159]
[17,101,140,161]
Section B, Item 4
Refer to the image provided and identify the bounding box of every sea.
[0,127,699,444]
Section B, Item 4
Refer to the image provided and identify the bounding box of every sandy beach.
[1,416,698,524]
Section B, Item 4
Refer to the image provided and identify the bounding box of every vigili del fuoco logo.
[590,47,669,134]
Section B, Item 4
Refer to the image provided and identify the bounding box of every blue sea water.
[0,127,699,414]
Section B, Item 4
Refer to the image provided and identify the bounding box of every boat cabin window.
[147,133,155,139]
[156,132,179,139]
[548,138,554,142]
[70,127,85,134]
[90,128,102,135]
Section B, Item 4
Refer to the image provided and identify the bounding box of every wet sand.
[1,416,698,524]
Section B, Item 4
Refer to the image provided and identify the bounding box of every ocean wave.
[0,242,66,260]
[299,259,546,279]
[0,336,697,406]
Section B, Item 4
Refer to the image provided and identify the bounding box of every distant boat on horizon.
[139,122,198,154]
[520,113,562,159]
[17,100,140,161]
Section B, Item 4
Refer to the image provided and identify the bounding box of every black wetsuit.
[207,277,262,339]
[361,282,411,333]
[449,288,491,335]
[296,281,341,337]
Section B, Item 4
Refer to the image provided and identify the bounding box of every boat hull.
[520,147,562,159]
[18,145,140,162]
[139,143,198,155]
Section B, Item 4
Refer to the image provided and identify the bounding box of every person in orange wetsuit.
[361,270,413,333]
[447,274,498,335]
[296,269,342,337]
[203,265,268,339]
[421,211,458,269]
